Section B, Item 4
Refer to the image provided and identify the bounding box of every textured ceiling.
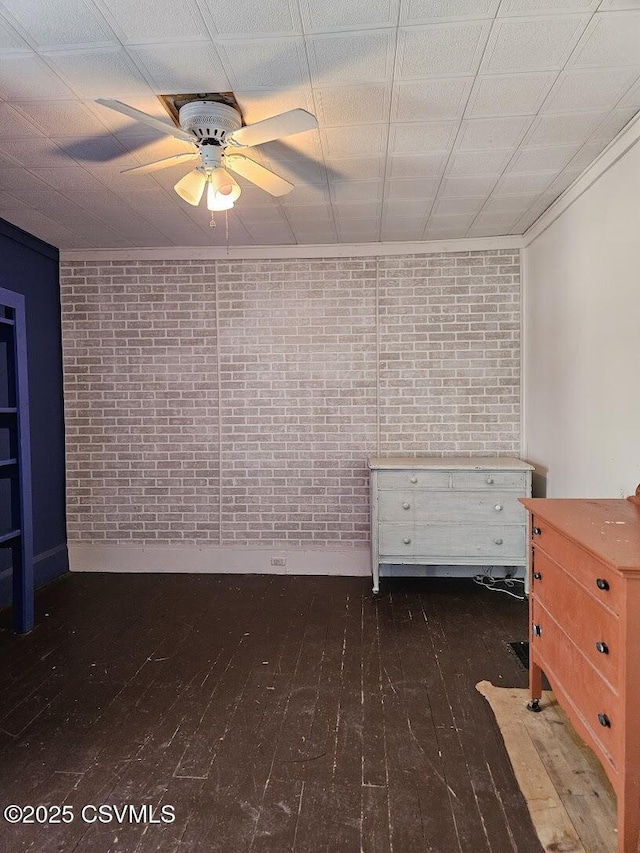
[1,0,639,250]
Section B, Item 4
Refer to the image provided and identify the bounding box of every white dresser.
[368,457,533,593]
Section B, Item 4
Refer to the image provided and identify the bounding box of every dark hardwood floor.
[0,573,542,853]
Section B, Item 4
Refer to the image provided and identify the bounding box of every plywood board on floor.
[477,681,617,853]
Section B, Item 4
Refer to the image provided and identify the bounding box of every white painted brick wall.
[60,250,520,548]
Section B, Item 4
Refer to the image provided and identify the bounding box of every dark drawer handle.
[595,641,609,655]
[532,527,541,535]
[597,713,611,728]
[533,571,542,580]
[532,623,541,637]
[596,578,610,591]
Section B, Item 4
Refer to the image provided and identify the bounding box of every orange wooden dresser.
[520,488,640,853]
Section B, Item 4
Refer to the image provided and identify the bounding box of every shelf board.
[0,317,15,327]
[0,458,17,467]
[0,529,21,545]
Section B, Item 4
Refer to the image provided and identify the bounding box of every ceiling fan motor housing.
[179,100,242,144]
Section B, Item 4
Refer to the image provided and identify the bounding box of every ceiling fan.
[96,98,319,211]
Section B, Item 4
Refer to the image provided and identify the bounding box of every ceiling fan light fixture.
[174,169,207,205]
[206,167,241,211]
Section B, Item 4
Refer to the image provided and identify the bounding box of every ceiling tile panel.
[466,223,514,236]
[127,43,230,93]
[498,0,600,13]
[391,78,473,121]
[401,0,500,24]
[432,197,486,214]
[428,212,476,230]
[482,193,540,212]
[466,72,557,117]
[480,15,590,74]
[0,137,78,167]
[0,15,31,50]
[322,124,387,158]
[255,155,328,185]
[397,22,492,78]
[29,166,111,192]
[95,0,210,43]
[306,31,395,86]
[564,138,609,170]
[523,111,606,146]
[384,176,439,199]
[590,108,638,140]
[336,221,380,241]
[570,11,640,68]
[492,171,557,194]
[0,0,116,49]
[383,198,432,216]
[326,156,386,180]
[389,121,458,153]
[279,184,330,205]
[0,54,77,100]
[457,115,532,149]
[472,211,522,229]
[298,0,398,32]
[598,0,640,8]
[330,179,383,203]
[12,99,115,137]
[281,201,332,220]
[388,153,448,176]
[217,38,310,89]
[332,202,382,221]
[508,143,580,172]
[43,48,154,99]
[543,68,640,112]
[234,89,315,124]
[439,175,499,196]
[446,148,515,175]
[0,102,43,136]
[381,218,427,240]
[201,0,302,36]
[315,85,391,126]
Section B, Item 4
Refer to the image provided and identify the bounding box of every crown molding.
[523,111,640,247]
[60,235,523,263]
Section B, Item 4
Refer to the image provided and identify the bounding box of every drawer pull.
[486,477,494,484]
[493,537,503,545]
[597,713,611,728]
[402,502,410,510]
[532,526,541,536]
[533,571,542,580]
[532,623,542,637]
[402,537,411,545]
[596,578,610,591]
[595,641,609,655]
[494,504,503,512]
[409,476,418,484]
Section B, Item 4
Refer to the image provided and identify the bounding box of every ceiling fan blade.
[227,109,318,148]
[174,169,207,206]
[121,152,199,175]
[96,98,194,143]
[225,155,294,197]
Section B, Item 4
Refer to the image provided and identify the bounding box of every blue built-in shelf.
[0,287,33,633]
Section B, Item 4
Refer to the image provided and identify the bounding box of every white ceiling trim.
[523,109,640,246]
[60,234,523,262]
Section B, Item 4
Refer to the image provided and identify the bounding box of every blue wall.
[0,218,68,608]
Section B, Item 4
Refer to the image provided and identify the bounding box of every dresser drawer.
[532,549,619,689]
[378,523,525,559]
[376,470,451,490]
[378,490,524,524]
[532,601,621,769]
[452,470,528,491]
[532,521,622,616]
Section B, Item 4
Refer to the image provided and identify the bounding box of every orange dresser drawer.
[532,520,623,616]
[532,600,621,770]
[531,548,620,690]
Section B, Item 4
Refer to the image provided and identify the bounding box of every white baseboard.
[68,543,371,576]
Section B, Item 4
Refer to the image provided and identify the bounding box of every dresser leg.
[527,661,543,712]
[617,777,640,853]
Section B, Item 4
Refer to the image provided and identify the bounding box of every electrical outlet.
[271,557,286,567]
